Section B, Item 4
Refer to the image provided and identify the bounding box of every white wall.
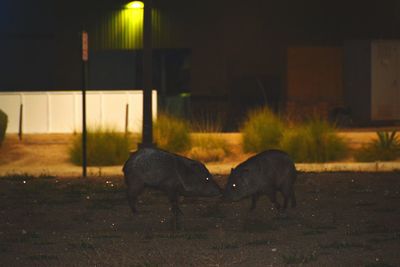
[0,90,157,133]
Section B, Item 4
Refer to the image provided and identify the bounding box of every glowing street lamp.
[125,1,144,9]
[126,0,154,148]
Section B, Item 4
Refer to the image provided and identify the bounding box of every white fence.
[0,90,157,134]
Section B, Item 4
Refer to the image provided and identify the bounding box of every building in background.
[286,46,344,122]
[344,40,400,125]
[1,0,399,130]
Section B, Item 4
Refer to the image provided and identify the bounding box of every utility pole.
[139,0,154,148]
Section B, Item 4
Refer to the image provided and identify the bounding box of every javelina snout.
[123,148,221,219]
[223,149,297,211]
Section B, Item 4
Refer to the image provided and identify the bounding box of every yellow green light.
[125,1,144,9]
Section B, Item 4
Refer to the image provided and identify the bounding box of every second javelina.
[223,149,296,211]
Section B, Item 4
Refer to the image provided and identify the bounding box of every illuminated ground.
[1,132,400,177]
[0,172,399,266]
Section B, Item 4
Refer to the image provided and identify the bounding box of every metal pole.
[139,0,154,148]
[81,31,89,178]
[82,65,87,178]
[18,104,23,141]
[125,103,129,134]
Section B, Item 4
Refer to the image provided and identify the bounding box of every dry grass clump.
[241,107,348,162]
[241,106,283,153]
[280,118,348,163]
[153,113,191,153]
[186,134,230,162]
[69,126,134,166]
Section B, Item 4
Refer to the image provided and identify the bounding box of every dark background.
[1,0,399,128]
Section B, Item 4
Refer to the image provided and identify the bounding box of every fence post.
[18,104,23,141]
[125,103,129,134]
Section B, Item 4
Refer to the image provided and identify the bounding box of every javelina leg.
[168,192,182,230]
[250,194,259,211]
[291,189,297,208]
[282,193,289,211]
[126,178,144,214]
[282,187,296,210]
[281,188,290,210]
[282,184,296,210]
[267,190,281,211]
[168,192,183,216]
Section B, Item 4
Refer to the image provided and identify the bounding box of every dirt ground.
[1,172,400,267]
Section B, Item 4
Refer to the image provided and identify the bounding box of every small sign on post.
[82,31,89,61]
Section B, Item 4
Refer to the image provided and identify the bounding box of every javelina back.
[223,149,296,211]
[123,148,221,217]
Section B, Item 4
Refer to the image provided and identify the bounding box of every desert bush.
[354,131,400,162]
[190,111,224,133]
[153,113,191,153]
[187,134,230,162]
[280,118,348,162]
[241,106,283,153]
[0,109,8,147]
[69,126,134,166]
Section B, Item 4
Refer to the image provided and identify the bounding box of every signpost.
[81,31,88,178]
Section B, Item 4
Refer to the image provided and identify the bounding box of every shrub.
[241,106,283,153]
[187,133,230,162]
[190,111,224,133]
[354,131,400,162]
[0,109,8,147]
[153,113,191,153]
[280,118,348,162]
[279,127,310,162]
[69,126,134,166]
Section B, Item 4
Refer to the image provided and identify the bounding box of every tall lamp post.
[126,0,154,148]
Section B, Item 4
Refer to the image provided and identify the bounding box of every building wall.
[343,41,372,125]
[2,0,400,129]
[371,40,400,121]
[286,46,343,119]
[344,40,400,125]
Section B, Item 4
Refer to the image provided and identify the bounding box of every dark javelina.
[123,148,221,217]
[223,149,296,211]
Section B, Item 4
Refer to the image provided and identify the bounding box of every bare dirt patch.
[0,132,396,177]
[0,134,123,176]
[0,134,72,168]
[1,172,400,266]
[0,134,252,176]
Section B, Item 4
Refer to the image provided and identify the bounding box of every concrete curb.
[0,162,399,178]
[207,161,400,175]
